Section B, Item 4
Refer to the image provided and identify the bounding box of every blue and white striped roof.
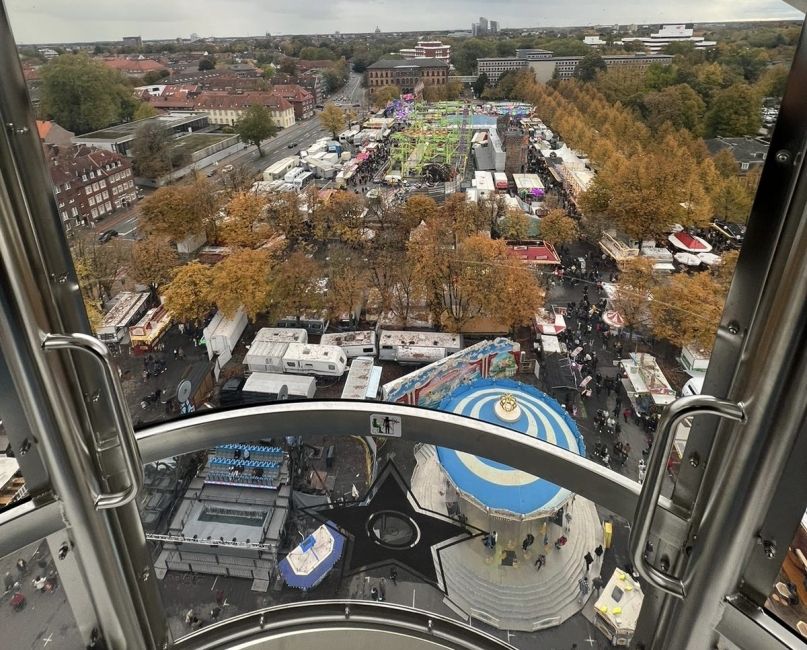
[436,379,585,517]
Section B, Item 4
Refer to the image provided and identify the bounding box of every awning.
[668,232,712,253]
[603,310,625,329]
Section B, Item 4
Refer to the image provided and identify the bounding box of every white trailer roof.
[242,372,316,397]
[245,340,290,360]
[321,330,376,347]
[341,357,378,400]
[253,328,308,344]
[474,171,495,192]
[284,342,345,362]
[379,330,461,348]
[100,292,149,328]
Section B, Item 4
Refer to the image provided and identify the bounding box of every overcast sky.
[5,0,804,44]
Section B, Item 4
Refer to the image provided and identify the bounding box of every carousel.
[410,378,603,631]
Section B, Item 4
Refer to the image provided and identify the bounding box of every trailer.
[281,342,347,377]
[341,357,382,401]
[283,167,305,183]
[293,171,316,190]
[253,327,308,344]
[96,291,150,344]
[203,307,248,363]
[242,372,317,400]
[276,313,329,335]
[321,330,377,359]
[494,172,509,190]
[129,305,172,354]
[263,156,299,181]
[593,569,644,646]
[378,331,462,364]
[244,340,292,374]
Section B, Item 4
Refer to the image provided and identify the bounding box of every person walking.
[390,566,398,585]
[584,552,594,573]
[3,571,13,592]
[592,575,604,596]
[623,407,631,423]
[534,554,546,571]
[577,576,590,603]
[594,544,604,559]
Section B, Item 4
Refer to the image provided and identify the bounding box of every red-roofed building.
[296,59,340,72]
[45,145,136,230]
[507,241,561,266]
[270,84,315,120]
[36,120,74,148]
[193,91,295,128]
[101,57,168,78]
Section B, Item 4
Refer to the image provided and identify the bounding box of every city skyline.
[6,0,804,44]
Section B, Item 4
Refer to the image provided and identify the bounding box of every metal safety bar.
[630,395,745,598]
[42,333,144,509]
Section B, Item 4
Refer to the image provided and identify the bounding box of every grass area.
[170,133,233,155]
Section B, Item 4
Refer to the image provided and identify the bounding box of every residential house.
[270,84,315,120]
[705,137,769,172]
[297,71,325,104]
[45,145,137,230]
[194,92,295,128]
[36,120,75,148]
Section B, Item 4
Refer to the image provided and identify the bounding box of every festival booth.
[129,306,172,355]
[278,522,345,590]
[619,353,676,416]
[533,309,567,335]
[668,232,712,253]
[593,569,644,646]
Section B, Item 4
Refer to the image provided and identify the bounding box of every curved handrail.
[136,400,688,537]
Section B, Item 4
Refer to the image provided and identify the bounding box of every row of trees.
[131,175,545,332]
[610,254,738,350]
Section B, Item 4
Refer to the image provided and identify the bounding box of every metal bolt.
[427,619,434,633]
[19,438,31,456]
[259,612,266,628]
[91,390,101,403]
[763,539,777,559]
[141,568,150,582]
[344,606,351,619]
[775,150,792,165]
[5,122,29,135]
[727,321,740,335]
[688,452,700,468]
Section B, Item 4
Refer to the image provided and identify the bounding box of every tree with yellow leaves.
[649,272,727,349]
[312,190,367,245]
[219,192,271,248]
[140,176,220,241]
[539,209,580,245]
[267,252,325,319]
[162,262,215,323]
[265,191,308,246]
[319,102,346,138]
[499,208,531,241]
[208,249,274,320]
[325,247,367,321]
[611,257,657,338]
[130,236,180,297]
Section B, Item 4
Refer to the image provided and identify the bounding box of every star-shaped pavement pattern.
[308,461,484,589]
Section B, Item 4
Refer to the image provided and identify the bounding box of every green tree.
[131,123,190,178]
[373,85,401,106]
[706,84,762,137]
[198,57,215,71]
[319,102,346,137]
[711,175,754,223]
[279,58,298,75]
[133,101,158,121]
[472,72,489,97]
[40,54,134,134]
[756,64,789,98]
[234,104,278,156]
[575,53,607,82]
[499,209,531,241]
[642,84,706,134]
[142,69,170,85]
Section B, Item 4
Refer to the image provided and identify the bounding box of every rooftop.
[74,112,208,142]
[367,58,450,69]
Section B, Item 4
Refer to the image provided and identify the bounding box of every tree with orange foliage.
[208,249,274,320]
[219,192,271,248]
[162,262,215,323]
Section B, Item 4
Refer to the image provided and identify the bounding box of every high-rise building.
[489,21,499,34]
[472,16,497,36]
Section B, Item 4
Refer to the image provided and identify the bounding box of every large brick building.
[366,59,449,95]
[270,84,315,120]
[46,146,136,230]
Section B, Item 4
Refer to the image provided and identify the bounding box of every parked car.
[222,164,234,173]
[287,142,298,148]
[97,229,118,243]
